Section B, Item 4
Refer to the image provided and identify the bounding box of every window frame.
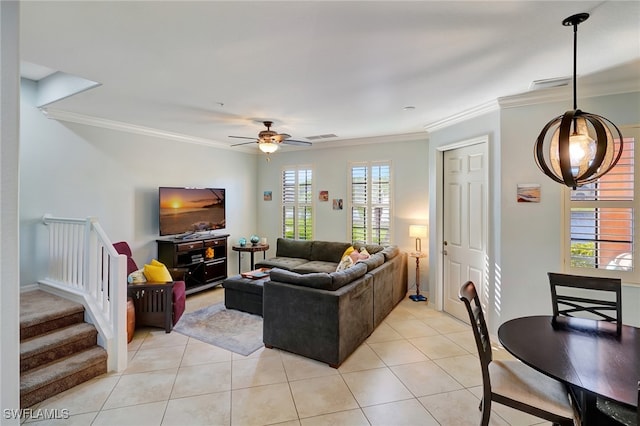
[348,160,393,245]
[562,127,638,283]
[281,165,314,240]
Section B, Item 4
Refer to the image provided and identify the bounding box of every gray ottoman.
[222,275,266,316]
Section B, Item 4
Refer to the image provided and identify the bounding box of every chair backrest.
[113,241,139,276]
[548,272,622,335]
[459,281,492,396]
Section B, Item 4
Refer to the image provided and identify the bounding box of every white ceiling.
[19,1,640,151]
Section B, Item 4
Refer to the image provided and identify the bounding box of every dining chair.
[548,272,622,335]
[595,381,639,426]
[459,281,575,426]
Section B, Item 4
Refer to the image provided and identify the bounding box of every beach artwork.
[517,184,541,203]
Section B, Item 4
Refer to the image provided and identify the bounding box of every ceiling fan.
[229,121,312,156]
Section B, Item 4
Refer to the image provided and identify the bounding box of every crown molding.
[499,78,640,109]
[312,131,428,149]
[40,108,232,149]
[423,100,500,133]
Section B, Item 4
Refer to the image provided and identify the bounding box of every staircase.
[20,290,107,408]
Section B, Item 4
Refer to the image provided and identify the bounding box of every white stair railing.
[39,214,127,372]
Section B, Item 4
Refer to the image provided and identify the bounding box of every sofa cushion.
[294,261,341,274]
[359,252,385,272]
[381,245,399,260]
[255,257,309,272]
[269,268,333,290]
[329,262,367,289]
[276,238,313,259]
[353,243,384,255]
[310,241,352,263]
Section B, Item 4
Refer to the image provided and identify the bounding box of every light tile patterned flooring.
[28,288,551,426]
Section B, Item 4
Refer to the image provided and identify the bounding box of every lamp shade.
[409,225,427,239]
[259,142,279,154]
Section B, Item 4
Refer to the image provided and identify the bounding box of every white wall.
[19,79,259,286]
[1,0,21,418]
[500,91,640,327]
[428,91,640,333]
[255,135,430,290]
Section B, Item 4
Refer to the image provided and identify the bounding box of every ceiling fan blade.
[283,139,312,146]
[229,136,258,140]
[231,140,258,147]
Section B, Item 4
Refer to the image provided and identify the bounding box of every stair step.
[20,323,98,373]
[20,346,107,408]
[21,290,85,340]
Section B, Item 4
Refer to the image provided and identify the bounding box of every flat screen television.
[159,187,226,237]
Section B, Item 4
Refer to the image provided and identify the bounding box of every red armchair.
[114,241,186,333]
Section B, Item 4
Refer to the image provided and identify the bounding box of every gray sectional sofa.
[255,238,408,367]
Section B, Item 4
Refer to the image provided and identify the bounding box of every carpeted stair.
[20,290,107,408]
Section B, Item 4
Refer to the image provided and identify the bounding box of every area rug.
[173,303,263,356]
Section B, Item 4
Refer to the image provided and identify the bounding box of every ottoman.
[222,275,266,316]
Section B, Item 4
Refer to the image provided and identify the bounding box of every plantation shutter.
[350,162,392,245]
[569,137,635,273]
[281,166,313,240]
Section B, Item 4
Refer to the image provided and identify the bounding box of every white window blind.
[350,161,392,245]
[282,166,313,240]
[568,134,636,277]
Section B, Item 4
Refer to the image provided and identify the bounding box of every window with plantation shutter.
[566,130,637,281]
[349,161,392,245]
[282,166,313,240]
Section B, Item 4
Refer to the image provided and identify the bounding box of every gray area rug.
[173,303,263,356]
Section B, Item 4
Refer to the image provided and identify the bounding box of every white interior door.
[442,142,487,322]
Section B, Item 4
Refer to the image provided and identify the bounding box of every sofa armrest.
[263,274,373,367]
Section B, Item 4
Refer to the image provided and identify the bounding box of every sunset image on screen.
[159,188,225,236]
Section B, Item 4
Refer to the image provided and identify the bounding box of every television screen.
[159,187,226,237]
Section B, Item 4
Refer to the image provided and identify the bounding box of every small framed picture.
[332,199,343,210]
[319,190,329,201]
[263,191,272,201]
[517,184,541,203]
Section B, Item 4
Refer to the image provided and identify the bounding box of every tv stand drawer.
[176,241,203,252]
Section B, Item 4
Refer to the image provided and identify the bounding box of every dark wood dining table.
[498,315,639,425]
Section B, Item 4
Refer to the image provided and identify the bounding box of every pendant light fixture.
[534,13,623,189]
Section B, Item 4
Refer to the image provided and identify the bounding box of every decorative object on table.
[241,267,271,279]
[534,13,623,190]
[408,225,428,302]
[173,302,263,356]
[517,183,541,203]
[250,235,260,245]
[238,237,247,247]
[260,237,267,245]
[205,247,214,259]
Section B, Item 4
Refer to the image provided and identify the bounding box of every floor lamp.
[409,225,428,302]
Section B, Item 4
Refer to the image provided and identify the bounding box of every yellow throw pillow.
[341,246,355,259]
[143,261,173,283]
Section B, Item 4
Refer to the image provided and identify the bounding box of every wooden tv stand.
[157,234,229,295]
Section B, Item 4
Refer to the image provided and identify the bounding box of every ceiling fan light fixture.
[533,13,623,189]
[259,141,279,154]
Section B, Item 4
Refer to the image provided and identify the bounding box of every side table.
[127,281,175,332]
[232,244,269,273]
[409,251,428,302]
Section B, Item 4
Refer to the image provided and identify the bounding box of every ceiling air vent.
[307,133,337,141]
[529,76,572,90]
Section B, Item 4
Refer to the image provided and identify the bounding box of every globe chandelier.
[534,13,623,190]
